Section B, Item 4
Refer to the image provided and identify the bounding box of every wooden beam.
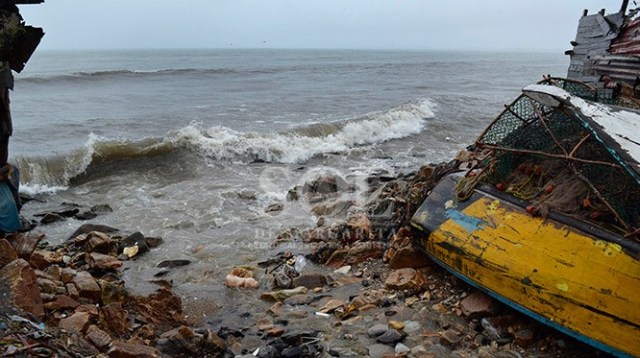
[620,0,630,14]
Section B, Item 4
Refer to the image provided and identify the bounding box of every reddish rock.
[460,291,499,318]
[101,303,129,335]
[43,295,80,310]
[5,232,45,260]
[325,241,384,268]
[84,231,115,254]
[66,283,79,299]
[72,271,101,302]
[0,258,44,316]
[440,329,463,347]
[60,267,77,283]
[389,246,433,269]
[344,214,372,243]
[266,326,285,337]
[158,325,198,354]
[44,265,62,281]
[85,324,113,351]
[108,341,160,358]
[99,279,128,305]
[76,303,100,317]
[87,252,122,271]
[59,311,91,334]
[130,287,184,331]
[384,268,429,291]
[0,238,17,267]
[30,249,64,270]
[37,277,62,294]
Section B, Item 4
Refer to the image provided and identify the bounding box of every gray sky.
[19,0,628,51]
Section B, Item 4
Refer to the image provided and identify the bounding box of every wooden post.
[620,0,630,14]
[583,9,589,17]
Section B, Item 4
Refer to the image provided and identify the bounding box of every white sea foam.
[175,99,437,163]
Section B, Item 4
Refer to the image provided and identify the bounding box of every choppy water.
[10,49,567,319]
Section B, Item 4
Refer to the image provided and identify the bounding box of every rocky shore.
[0,158,606,357]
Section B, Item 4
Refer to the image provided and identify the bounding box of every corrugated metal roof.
[611,18,640,56]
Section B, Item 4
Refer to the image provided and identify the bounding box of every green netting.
[474,85,640,236]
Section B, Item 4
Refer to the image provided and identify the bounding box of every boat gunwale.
[475,181,640,257]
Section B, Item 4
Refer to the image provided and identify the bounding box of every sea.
[10,48,568,323]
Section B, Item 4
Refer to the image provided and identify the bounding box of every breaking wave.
[17,99,436,193]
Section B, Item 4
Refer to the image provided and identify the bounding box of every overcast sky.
[19,0,628,51]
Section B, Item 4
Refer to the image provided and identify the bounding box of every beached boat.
[412,4,640,355]
[411,81,640,357]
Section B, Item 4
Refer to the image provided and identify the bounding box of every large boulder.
[0,258,44,316]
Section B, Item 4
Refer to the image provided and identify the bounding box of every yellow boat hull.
[411,174,640,357]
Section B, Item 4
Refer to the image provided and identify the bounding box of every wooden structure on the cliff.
[566,2,640,107]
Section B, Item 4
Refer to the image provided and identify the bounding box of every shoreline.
[0,159,602,357]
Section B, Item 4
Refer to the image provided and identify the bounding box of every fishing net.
[539,77,640,110]
[464,79,640,239]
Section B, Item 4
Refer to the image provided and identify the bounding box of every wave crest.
[16,99,436,193]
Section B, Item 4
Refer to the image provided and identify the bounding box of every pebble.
[333,265,351,275]
[367,323,388,338]
[368,343,394,358]
[376,329,403,344]
[395,343,411,354]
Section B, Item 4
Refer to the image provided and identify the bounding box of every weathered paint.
[420,196,640,357]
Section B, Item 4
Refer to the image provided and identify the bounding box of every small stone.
[60,267,77,283]
[59,311,91,334]
[388,320,405,331]
[37,277,61,294]
[368,344,394,358]
[66,283,79,299]
[75,211,98,220]
[403,321,421,334]
[389,246,432,269]
[440,329,463,347]
[43,295,79,310]
[264,303,282,319]
[87,252,123,271]
[99,279,128,305]
[85,324,112,351]
[72,271,101,302]
[91,204,113,213]
[333,265,351,275]
[67,224,118,241]
[367,323,388,337]
[324,241,384,268]
[265,203,284,213]
[395,343,411,354]
[319,298,345,313]
[0,238,18,267]
[107,341,160,358]
[460,291,498,318]
[40,212,65,224]
[260,286,307,301]
[44,265,62,281]
[340,315,363,326]
[156,259,191,268]
[292,273,327,289]
[384,268,428,291]
[265,326,285,337]
[376,329,404,344]
[84,231,115,254]
[101,303,129,335]
[283,294,311,306]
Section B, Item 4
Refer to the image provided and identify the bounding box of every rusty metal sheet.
[611,18,640,56]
